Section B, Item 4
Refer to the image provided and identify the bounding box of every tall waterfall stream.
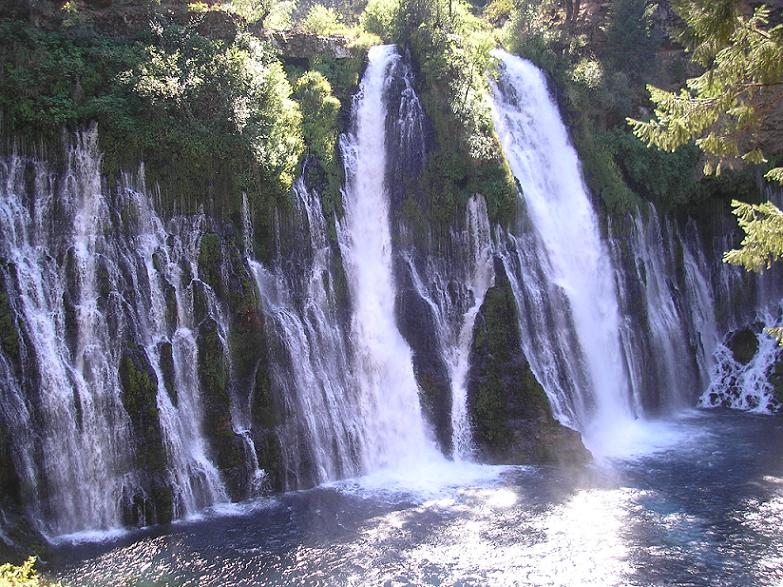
[0,47,781,585]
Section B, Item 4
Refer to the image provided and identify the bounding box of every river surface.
[45,410,783,586]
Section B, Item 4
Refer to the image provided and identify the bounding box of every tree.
[562,0,581,27]
[628,2,783,270]
[629,2,783,183]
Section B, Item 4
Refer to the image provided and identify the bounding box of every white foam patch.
[330,460,516,503]
[584,410,710,461]
[48,527,130,546]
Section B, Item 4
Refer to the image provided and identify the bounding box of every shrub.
[301,5,346,35]
[360,0,400,41]
[0,557,59,587]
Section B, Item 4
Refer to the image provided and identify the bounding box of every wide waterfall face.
[4,41,783,548]
[337,44,437,469]
[248,179,362,488]
[490,51,636,448]
[490,50,783,451]
[0,130,227,537]
[607,209,708,412]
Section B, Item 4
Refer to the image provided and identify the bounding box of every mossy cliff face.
[117,344,173,525]
[395,267,453,455]
[467,259,590,465]
[196,317,249,499]
[195,229,276,499]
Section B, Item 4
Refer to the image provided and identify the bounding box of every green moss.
[151,480,174,524]
[571,125,640,214]
[257,430,283,492]
[197,232,223,293]
[469,272,555,455]
[420,85,515,226]
[118,346,166,472]
[0,420,20,506]
[197,317,246,496]
[251,351,278,430]
[158,341,177,406]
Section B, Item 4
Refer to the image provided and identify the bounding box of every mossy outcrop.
[196,317,248,499]
[0,278,20,366]
[467,259,590,465]
[395,269,453,455]
[728,327,760,365]
[119,345,166,472]
[117,344,174,525]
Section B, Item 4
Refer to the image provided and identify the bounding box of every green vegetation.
[626,1,783,340]
[292,70,343,212]
[629,3,783,184]
[723,200,783,271]
[395,0,517,225]
[0,17,303,220]
[301,4,348,35]
[494,0,667,212]
[0,557,59,587]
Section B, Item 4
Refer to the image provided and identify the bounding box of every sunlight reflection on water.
[47,412,783,587]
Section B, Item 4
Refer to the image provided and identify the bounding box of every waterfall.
[248,179,361,488]
[490,50,783,440]
[337,44,437,469]
[699,311,783,413]
[402,195,494,459]
[129,198,229,519]
[0,129,227,537]
[490,51,636,449]
[607,208,705,412]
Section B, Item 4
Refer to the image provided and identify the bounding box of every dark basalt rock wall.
[467,258,591,466]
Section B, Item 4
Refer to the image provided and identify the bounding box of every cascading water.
[402,195,494,459]
[608,204,783,416]
[0,129,227,537]
[117,183,228,519]
[607,208,705,411]
[490,50,783,445]
[337,44,436,469]
[700,314,783,413]
[490,50,636,449]
[248,179,362,488]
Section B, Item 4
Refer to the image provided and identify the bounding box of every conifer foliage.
[629,1,783,281]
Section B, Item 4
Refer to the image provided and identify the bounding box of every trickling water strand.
[402,195,494,459]
[680,219,721,384]
[396,58,426,168]
[607,207,703,412]
[250,179,361,488]
[122,188,228,518]
[337,45,436,470]
[0,130,228,536]
[490,51,634,448]
[495,229,585,427]
[451,196,495,457]
[242,193,254,258]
